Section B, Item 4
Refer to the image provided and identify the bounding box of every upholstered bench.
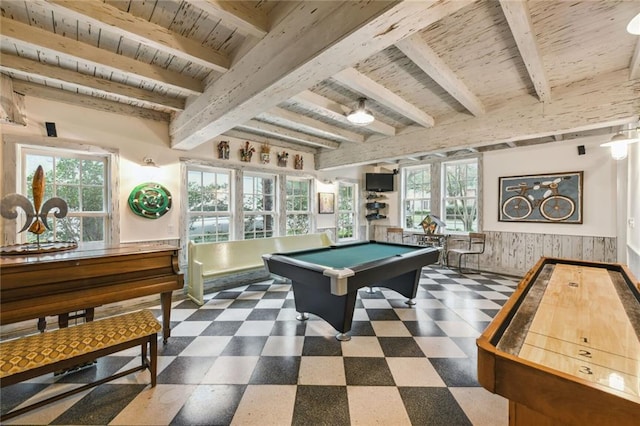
[0,309,160,422]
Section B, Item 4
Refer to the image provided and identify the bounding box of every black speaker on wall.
[45,122,57,137]
[577,145,585,155]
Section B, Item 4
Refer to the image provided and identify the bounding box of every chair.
[446,233,486,273]
[386,227,406,244]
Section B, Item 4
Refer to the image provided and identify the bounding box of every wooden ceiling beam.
[0,75,27,126]
[333,67,435,127]
[44,0,230,73]
[259,107,365,144]
[0,53,184,111]
[396,34,485,117]
[499,0,551,103]
[235,120,340,150]
[12,80,170,122]
[170,0,474,150]
[0,16,203,96]
[316,69,638,169]
[291,90,396,137]
[184,0,269,39]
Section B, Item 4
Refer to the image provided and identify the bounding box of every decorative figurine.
[0,165,75,254]
[260,144,271,164]
[277,151,289,167]
[217,141,230,159]
[240,141,255,162]
[294,154,304,170]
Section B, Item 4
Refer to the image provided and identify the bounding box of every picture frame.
[318,192,335,214]
[498,171,583,223]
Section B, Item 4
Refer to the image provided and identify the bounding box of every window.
[286,177,311,235]
[337,182,357,240]
[243,173,275,239]
[21,149,109,246]
[403,165,431,230]
[443,159,478,232]
[187,168,231,242]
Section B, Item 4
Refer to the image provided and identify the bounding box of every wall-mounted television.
[365,173,395,192]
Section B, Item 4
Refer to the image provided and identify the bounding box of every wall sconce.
[600,129,640,160]
[142,156,159,167]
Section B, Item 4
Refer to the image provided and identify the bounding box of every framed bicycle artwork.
[498,171,583,223]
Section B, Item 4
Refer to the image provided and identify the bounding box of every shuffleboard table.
[262,241,440,340]
[477,257,640,425]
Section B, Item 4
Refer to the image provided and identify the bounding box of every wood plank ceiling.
[1,0,639,169]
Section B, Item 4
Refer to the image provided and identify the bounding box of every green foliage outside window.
[403,167,431,230]
[24,154,106,244]
[286,178,310,235]
[444,161,478,232]
[337,183,356,239]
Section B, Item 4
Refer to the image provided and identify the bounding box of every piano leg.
[161,292,172,344]
[37,308,96,332]
[38,317,47,333]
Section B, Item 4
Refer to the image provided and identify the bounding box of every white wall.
[484,136,617,237]
[0,96,317,244]
[626,141,640,276]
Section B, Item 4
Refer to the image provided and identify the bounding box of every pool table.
[262,241,440,340]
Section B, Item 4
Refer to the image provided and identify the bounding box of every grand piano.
[0,244,184,343]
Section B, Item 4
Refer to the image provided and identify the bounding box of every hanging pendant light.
[627,12,640,35]
[600,130,640,160]
[346,98,375,126]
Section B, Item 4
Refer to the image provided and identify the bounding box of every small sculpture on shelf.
[294,154,303,170]
[260,144,271,164]
[217,141,230,159]
[277,151,289,167]
[240,141,255,162]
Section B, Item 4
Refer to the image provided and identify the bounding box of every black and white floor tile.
[1,266,519,425]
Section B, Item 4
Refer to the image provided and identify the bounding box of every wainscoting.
[373,225,617,277]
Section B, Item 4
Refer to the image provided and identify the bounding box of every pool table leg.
[296,312,309,321]
[336,333,351,341]
[291,279,358,340]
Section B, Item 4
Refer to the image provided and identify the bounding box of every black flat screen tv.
[365,173,395,192]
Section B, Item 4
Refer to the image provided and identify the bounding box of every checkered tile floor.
[1,266,518,425]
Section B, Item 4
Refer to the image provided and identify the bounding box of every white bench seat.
[188,233,332,305]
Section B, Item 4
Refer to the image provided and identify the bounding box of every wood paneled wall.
[374,225,617,277]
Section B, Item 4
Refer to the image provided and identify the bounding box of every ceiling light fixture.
[346,98,375,126]
[600,129,640,161]
[627,12,640,35]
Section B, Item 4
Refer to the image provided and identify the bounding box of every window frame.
[186,166,233,243]
[402,164,433,231]
[242,171,277,240]
[441,158,479,233]
[337,181,358,241]
[285,176,312,236]
[3,137,118,248]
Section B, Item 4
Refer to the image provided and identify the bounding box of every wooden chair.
[447,233,486,273]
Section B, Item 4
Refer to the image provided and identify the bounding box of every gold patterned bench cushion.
[0,310,160,379]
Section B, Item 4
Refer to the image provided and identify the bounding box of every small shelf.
[365,193,387,221]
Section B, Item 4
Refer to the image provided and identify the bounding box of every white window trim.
[285,176,312,236]
[441,157,480,234]
[1,134,119,247]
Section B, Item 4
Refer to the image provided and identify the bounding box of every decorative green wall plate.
[128,182,172,219]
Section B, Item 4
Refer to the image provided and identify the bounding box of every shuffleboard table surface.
[477,257,640,425]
